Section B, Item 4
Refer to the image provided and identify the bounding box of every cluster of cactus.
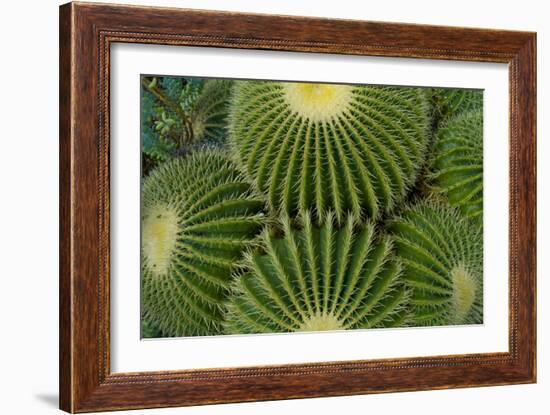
[140,76,484,338]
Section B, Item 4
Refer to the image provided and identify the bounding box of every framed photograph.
[59,2,536,412]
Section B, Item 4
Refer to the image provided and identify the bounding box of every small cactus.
[387,200,483,326]
[191,79,233,144]
[229,81,430,223]
[431,88,482,122]
[225,211,409,334]
[141,150,266,337]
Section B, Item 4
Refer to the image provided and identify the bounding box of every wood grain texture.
[59,3,73,411]
[59,2,537,412]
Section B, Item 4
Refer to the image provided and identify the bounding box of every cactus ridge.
[228,81,430,223]
[191,79,233,143]
[141,150,266,337]
[387,200,483,326]
[430,109,483,223]
[431,88,483,121]
[224,211,410,334]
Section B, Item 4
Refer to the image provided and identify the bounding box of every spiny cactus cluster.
[140,76,484,338]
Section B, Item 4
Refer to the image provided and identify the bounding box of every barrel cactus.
[141,150,266,337]
[191,79,233,144]
[229,81,430,223]
[431,88,482,122]
[225,211,409,334]
[387,201,483,326]
[429,110,483,223]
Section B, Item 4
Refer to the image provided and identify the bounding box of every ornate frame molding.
[60,2,536,412]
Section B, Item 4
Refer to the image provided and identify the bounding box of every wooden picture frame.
[59,2,536,412]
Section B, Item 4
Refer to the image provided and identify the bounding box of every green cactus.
[229,81,430,223]
[225,211,409,334]
[429,110,483,223]
[141,150,266,337]
[431,88,482,122]
[141,317,164,338]
[387,200,483,326]
[190,79,233,144]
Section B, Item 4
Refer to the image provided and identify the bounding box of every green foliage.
[141,150,267,337]
[225,211,409,334]
[429,110,483,223]
[140,77,233,175]
[387,200,483,326]
[180,78,204,113]
[160,77,185,102]
[229,81,430,223]
[141,83,177,164]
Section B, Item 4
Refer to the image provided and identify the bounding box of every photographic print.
[59,5,537,409]
[140,76,483,339]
